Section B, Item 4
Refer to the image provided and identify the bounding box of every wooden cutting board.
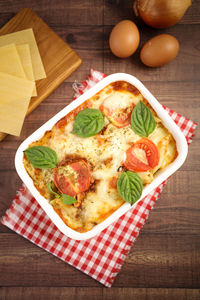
[0,8,82,141]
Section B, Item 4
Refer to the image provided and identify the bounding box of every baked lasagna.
[23,81,177,232]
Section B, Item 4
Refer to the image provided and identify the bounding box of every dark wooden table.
[0,1,199,299]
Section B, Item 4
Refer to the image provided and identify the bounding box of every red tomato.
[99,95,135,128]
[53,160,91,196]
[123,138,159,172]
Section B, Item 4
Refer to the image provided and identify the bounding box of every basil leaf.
[48,182,77,205]
[61,194,77,205]
[24,146,58,169]
[72,108,105,137]
[131,101,156,137]
[117,171,143,205]
[47,182,60,198]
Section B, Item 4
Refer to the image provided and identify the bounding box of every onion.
[133,0,192,28]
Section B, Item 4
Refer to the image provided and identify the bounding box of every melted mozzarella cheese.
[132,148,148,165]
[91,89,143,110]
[137,171,153,184]
[24,82,177,232]
[149,125,169,145]
[102,93,136,110]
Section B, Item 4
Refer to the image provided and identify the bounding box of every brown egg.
[109,20,140,58]
[140,34,180,67]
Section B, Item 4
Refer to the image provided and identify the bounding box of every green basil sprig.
[131,101,156,137]
[48,182,77,205]
[24,146,58,169]
[72,108,105,137]
[117,171,143,205]
[47,182,60,198]
[61,194,77,205]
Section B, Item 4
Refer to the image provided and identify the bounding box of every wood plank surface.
[0,0,199,299]
[0,232,199,287]
[0,287,199,300]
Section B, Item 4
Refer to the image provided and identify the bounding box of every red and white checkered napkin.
[1,69,198,287]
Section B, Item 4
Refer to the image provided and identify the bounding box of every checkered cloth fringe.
[1,69,197,287]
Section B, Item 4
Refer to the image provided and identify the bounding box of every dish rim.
[15,73,188,240]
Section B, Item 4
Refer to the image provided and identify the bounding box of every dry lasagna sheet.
[23,81,177,232]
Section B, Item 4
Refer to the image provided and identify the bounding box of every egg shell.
[140,34,180,67]
[109,20,140,58]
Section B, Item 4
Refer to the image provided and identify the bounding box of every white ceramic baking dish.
[15,73,188,240]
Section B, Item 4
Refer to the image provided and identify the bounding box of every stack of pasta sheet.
[0,29,46,136]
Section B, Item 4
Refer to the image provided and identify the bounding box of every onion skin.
[133,0,192,28]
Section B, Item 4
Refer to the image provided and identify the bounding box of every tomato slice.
[53,160,91,196]
[99,94,135,128]
[123,138,159,172]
